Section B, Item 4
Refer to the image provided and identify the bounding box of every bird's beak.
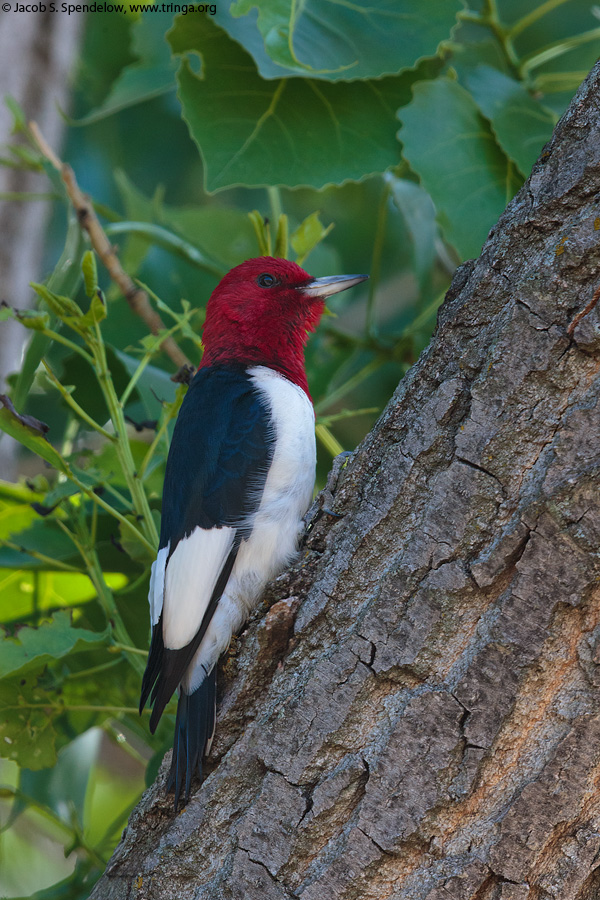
[302,273,369,299]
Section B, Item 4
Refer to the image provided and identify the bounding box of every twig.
[28,121,193,374]
[567,282,600,336]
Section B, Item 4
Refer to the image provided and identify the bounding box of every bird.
[139,256,368,809]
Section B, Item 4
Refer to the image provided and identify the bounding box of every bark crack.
[355,826,393,858]
[236,847,298,899]
[454,454,505,493]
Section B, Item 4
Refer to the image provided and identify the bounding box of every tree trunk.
[0,10,83,478]
[92,62,600,900]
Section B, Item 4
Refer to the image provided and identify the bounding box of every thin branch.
[507,0,571,40]
[315,356,383,414]
[1,702,147,713]
[28,121,193,374]
[109,642,149,657]
[0,539,81,572]
[315,423,344,457]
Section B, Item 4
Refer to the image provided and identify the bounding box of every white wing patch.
[162,526,236,650]
[148,543,169,626]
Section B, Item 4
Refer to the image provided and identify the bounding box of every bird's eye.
[257,273,277,288]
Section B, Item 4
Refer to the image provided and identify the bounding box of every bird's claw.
[303,450,353,533]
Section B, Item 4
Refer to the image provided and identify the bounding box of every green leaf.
[0,479,45,505]
[113,169,162,277]
[169,16,413,192]
[12,212,85,410]
[138,332,164,353]
[74,11,177,124]
[0,396,67,474]
[0,610,110,681]
[291,212,333,266]
[82,250,99,300]
[79,291,107,329]
[508,1,599,116]
[30,283,84,324]
[0,676,57,768]
[0,569,109,625]
[0,520,80,572]
[94,440,165,500]
[0,489,39,543]
[59,345,132,428]
[249,209,271,255]
[118,514,156,564]
[221,0,461,81]
[113,170,238,273]
[114,349,176,420]
[273,213,288,259]
[14,309,51,331]
[449,22,511,80]
[4,95,27,132]
[17,729,102,832]
[398,77,523,260]
[386,174,438,292]
[462,65,556,177]
[450,0,597,119]
[1,303,51,332]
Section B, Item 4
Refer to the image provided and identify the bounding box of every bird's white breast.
[241,365,316,573]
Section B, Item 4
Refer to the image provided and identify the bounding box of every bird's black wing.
[139,365,274,731]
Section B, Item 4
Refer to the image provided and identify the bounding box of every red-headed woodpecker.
[139,256,368,809]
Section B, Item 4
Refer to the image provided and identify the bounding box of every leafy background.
[0,0,598,895]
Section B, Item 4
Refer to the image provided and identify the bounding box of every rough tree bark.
[92,63,600,900]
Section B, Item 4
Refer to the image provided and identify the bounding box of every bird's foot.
[303,450,353,533]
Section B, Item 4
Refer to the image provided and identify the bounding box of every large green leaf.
[74,11,177,124]
[218,0,461,81]
[0,568,126,624]
[169,16,415,191]
[0,486,39,543]
[398,77,523,260]
[449,22,510,79]
[0,518,79,571]
[113,168,160,278]
[0,665,135,771]
[386,174,439,292]
[462,65,556,177]
[163,206,257,270]
[57,657,150,744]
[114,169,256,271]
[16,730,102,833]
[0,677,58,768]
[0,611,110,680]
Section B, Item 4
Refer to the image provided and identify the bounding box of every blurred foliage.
[0,0,597,895]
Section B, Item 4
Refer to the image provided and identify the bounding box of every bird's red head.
[200,257,367,397]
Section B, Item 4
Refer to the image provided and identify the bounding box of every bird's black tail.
[166,669,217,812]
